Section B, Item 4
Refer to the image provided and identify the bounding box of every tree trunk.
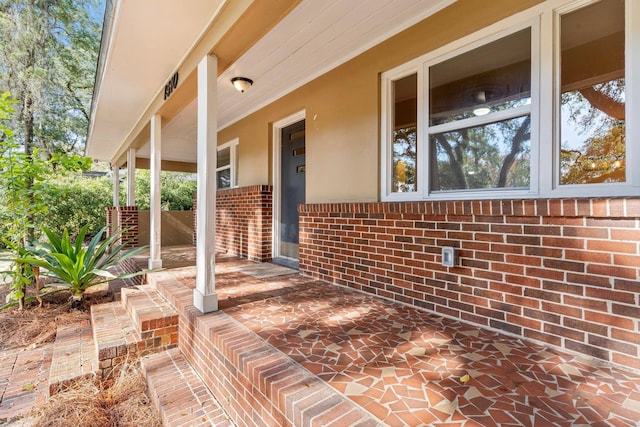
[498,116,531,188]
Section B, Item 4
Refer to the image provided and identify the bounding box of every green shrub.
[37,176,114,240]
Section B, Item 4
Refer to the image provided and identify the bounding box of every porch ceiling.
[86,0,227,162]
[89,0,456,166]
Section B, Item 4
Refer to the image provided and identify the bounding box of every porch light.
[231,77,253,93]
[472,91,491,116]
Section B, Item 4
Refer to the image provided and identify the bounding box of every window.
[382,0,637,201]
[217,139,238,189]
[559,0,625,185]
[392,74,418,193]
[428,28,532,193]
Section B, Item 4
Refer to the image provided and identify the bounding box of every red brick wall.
[106,206,116,238]
[106,206,139,249]
[193,186,273,261]
[299,198,640,370]
[118,206,139,249]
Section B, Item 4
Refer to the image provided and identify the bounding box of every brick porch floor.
[142,248,640,426]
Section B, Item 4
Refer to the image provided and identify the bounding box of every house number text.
[164,72,179,100]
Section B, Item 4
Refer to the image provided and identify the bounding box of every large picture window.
[428,28,531,193]
[381,0,636,201]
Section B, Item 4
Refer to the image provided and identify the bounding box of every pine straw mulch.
[0,283,110,351]
[0,283,162,427]
[29,361,161,427]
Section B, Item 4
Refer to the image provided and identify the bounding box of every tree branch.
[498,116,530,187]
[579,87,625,120]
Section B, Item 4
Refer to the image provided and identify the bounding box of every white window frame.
[216,138,238,189]
[381,0,640,201]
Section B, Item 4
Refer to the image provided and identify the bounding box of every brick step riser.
[91,286,179,378]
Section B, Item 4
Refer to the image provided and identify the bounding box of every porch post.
[127,147,136,206]
[112,165,120,207]
[193,53,218,313]
[149,114,163,269]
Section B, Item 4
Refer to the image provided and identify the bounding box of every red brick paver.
[150,254,640,427]
[0,344,52,421]
[48,320,96,395]
[142,347,234,426]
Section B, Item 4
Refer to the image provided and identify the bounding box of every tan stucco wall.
[138,211,194,246]
[218,0,542,203]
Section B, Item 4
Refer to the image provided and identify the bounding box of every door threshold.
[272,257,299,270]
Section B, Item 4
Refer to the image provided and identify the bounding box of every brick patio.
[2,246,640,425]
[143,248,640,426]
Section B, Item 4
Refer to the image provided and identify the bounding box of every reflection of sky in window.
[561,92,624,151]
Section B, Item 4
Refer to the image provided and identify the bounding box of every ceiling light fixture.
[231,77,253,93]
[472,90,491,116]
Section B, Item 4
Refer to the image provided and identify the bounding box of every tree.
[432,116,530,191]
[560,79,625,184]
[0,0,101,308]
[0,0,101,156]
[392,126,417,192]
[132,170,197,211]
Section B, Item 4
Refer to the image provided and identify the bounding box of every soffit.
[86,0,226,161]
[94,0,457,164]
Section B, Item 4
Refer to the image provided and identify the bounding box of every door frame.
[272,110,306,261]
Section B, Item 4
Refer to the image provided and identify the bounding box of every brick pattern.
[193,186,273,261]
[48,320,97,395]
[149,269,376,427]
[121,285,178,346]
[91,286,177,378]
[142,348,233,427]
[106,206,116,239]
[298,197,640,370]
[118,206,139,249]
[0,345,52,421]
[106,206,140,249]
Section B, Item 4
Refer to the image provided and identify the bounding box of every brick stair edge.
[48,321,99,396]
[141,348,234,427]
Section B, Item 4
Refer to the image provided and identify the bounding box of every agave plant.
[18,225,148,304]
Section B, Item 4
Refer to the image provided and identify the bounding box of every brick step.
[48,320,97,395]
[91,285,178,377]
[149,271,380,426]
[142,348,234,427]
[121,284,178,338]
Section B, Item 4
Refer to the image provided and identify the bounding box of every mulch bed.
[0,282,162,426]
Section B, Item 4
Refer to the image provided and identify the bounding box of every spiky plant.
[17,225,147,304]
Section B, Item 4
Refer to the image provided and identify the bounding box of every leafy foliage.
[0,0,101,156]
[37,175,113,239]
[132,170,196,211]
[18,225,147,301]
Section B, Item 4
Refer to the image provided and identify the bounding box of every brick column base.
[118,206,139,249]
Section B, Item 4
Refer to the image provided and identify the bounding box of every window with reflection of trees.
[383,0,631,199]
[392,74,417,192]
[559,0,625,185]
[428,28,531,192]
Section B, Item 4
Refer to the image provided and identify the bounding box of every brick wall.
[106,206,117,238]
[119,206,139,249]
[299,198,640,371]
[193,185,273,261]
[106,206,140,249]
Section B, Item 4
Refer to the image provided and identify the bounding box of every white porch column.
[127,147,136,206]
[193,54,218,313]
[112,165,120,207]
[149,114,163,269]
